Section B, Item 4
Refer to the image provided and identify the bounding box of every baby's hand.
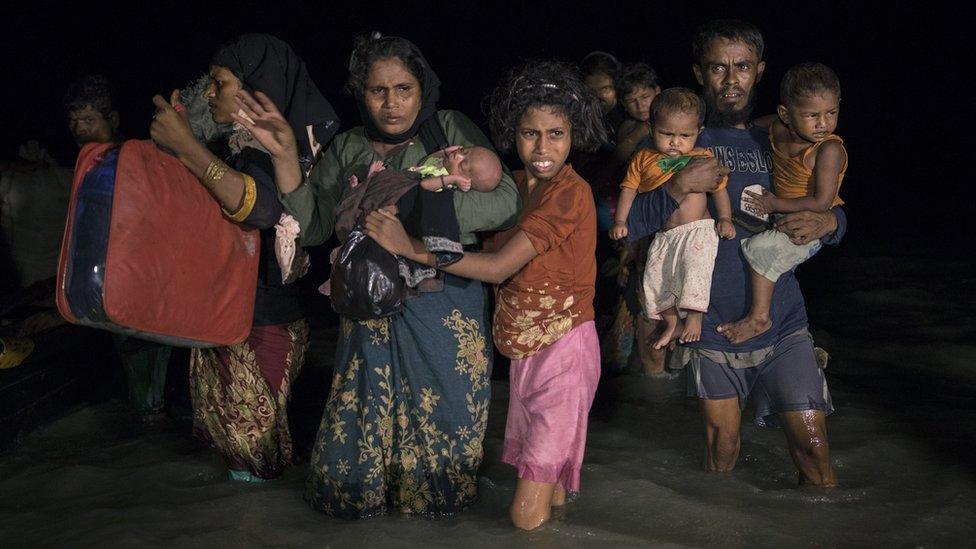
[366,160,386,179]
[443,174,471,192]
[609,222,628,240]
[715,218,736,239]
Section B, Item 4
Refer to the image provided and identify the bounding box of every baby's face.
[651,111,702,156]
[444,146,473,177]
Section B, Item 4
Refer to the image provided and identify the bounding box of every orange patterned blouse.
[487,164,596,360]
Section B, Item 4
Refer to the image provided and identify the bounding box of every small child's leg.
[652,307,683,349]
[680,310,703,343]
[717,268,774,343]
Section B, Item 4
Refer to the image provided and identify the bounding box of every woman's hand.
[775,210,838,245]
[232,90,298,160]
[364,208,413,257]
[150,90,196,157]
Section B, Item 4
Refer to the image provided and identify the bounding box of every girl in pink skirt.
[366,60,606,530]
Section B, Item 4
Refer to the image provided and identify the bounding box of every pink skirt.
[502,321,600,492]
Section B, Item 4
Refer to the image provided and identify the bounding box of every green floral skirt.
[306,274,492,518]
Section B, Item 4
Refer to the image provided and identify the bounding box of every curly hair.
[488,60,607,153]
[345,32,427,96]
[692,19,764,65]
[616,63,660,100]
[651,87,706,127]
[780,62,841,106]
[63,74,114,116]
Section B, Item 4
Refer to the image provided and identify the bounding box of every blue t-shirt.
[626,126,847,352]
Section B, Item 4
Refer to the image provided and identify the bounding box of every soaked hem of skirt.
[501,450,582,493]
[304,480,479,520]
[304,498,478,521]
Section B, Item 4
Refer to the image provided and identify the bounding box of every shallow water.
[2,256,975,547]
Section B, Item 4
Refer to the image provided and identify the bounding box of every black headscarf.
[212,34,339,169]
[352,36,441,145]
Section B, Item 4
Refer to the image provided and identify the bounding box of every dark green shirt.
[281,110,520,247]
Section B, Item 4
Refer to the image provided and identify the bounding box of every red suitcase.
[56,140,259,347]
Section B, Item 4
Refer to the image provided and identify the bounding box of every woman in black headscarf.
[246,33,518,517]
[150,34,338,482]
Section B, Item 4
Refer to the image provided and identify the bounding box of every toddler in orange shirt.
[611,88,733,348]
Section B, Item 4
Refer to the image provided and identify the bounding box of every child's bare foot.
[653,310,683,349]
[680,312,703,343]
[717,314,771,344]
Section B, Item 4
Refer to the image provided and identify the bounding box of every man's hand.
[775,210,838,245]
[668,157,730,196]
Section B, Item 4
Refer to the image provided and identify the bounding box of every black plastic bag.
[329,225,404,320]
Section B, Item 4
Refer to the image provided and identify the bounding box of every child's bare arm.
[611,187,637,240]
[711,187,736,239]
[747,141,846,214]
[419,174,472,192]
[364,208,537,284]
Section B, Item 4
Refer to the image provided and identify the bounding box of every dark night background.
[2,1,965,257]
[3,3,976,544]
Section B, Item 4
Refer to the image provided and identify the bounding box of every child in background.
[719,62,847,344]
[612,63,661,165]
[611,88,734,348]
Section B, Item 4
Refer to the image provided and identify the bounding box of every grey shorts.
[686,330,834,428]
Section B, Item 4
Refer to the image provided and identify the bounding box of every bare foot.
[653,310,683,349]
[717,314,771,344]
[680,312,703,343]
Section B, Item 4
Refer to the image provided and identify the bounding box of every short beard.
[703,87,758,128]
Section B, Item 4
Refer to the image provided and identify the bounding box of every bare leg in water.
[780,409,837,486]
[700,397,742,472]
[511,479,565,530]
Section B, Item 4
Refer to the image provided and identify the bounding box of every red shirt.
[488,164,596,359]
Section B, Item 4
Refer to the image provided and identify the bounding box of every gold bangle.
[203,160,229,189]
[223,174,257,222]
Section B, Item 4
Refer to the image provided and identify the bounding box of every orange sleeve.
[519,181,589,255]
[620,150,670,192]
